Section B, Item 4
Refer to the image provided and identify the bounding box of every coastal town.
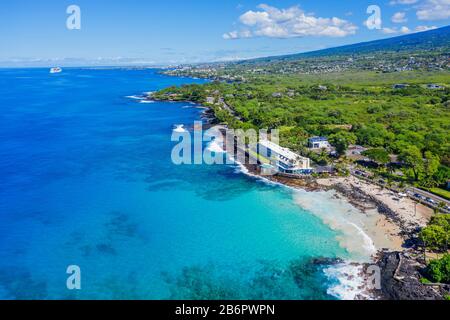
[148,26,450,299]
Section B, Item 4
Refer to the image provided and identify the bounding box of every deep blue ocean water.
[0,68,350,300]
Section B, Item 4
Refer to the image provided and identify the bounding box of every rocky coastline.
[147,95,447,300]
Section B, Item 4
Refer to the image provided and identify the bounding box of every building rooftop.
[309,136,328,143]
[259,140,308,162]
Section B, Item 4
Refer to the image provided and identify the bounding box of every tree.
[427,254,450,284]
[362,148,390,165]
[420,225,447,251]
[356,124,389,147]
[399,146,424,181]
[420,215,450,252]
[329,131,357,157]
[421,152,441,187]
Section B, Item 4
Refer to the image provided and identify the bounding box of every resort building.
[308,137,331,150]
[258,140,313,175]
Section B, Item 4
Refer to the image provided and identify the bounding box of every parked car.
[426,198,436,204]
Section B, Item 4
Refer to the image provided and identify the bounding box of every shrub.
[420,225,447,251]
[427,254,450,284]
[420,215,450,251]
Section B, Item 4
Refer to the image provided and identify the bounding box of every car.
[414,193,423,199]
[398,193,407,198]
[426,198,436,204]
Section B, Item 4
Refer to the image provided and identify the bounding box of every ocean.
[0,68,372,300]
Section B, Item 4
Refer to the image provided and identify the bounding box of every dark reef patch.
[0,268,48,300]
[162,258,340,300]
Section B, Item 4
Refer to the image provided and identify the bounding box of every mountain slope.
[237,25,450,65]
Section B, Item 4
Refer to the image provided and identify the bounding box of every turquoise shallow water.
[0,68,350,299]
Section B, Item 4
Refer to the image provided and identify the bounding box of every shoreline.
[147,93,440,300]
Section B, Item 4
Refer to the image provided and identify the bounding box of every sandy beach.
[317,176,434,234]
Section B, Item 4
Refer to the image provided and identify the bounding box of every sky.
[0,0,449,67]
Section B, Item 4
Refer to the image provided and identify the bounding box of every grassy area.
[428,188,450,201]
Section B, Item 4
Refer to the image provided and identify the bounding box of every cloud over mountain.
[223,4,358,40]
[416,0,450,20]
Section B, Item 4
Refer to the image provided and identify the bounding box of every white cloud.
[414,25,438,31]
[382,27,399,34]
[381,25,437,34]
[389,0,419,5]
[223,4,358,40]
[416,0,450,20]
[400,26,411,33]
[392,12,408,23]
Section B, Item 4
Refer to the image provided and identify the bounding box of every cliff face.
[375,251,448,300]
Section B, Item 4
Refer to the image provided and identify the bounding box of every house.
[206,97,215,104]
[258,140,313,175]
[272,92,283,98]
[308,137,331,150]
[393,84,409,89]
[318,85,328,91]
[426,84,445,90]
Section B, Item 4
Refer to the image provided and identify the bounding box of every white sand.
[317,176,433,233]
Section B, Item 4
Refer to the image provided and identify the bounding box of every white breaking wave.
[323,263,372,300]
[125,95,145,100]
[173,125,187,133]
[206,140,226,154]
[139,100,154,104]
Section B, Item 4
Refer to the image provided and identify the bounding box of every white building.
[308,137,331,150]
[258,140,312,175]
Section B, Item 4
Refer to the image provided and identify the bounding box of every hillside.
[241,25,450,64]
[166,26,449,79]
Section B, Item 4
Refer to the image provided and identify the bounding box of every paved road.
[407,187,450,210]
[351,170,450,213]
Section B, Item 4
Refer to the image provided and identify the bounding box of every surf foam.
[323,263,373,300]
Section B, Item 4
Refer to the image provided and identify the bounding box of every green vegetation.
[427,254,450,284]
[427,188,450,201]
[420,216,450,285]
[362,148,390,165]
[154,70,450,189]
[420,215,450,252]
